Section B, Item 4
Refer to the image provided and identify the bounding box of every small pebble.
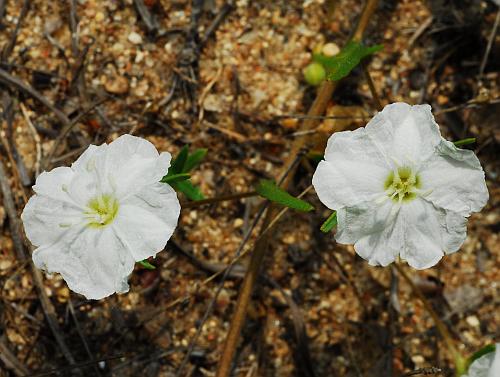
[322,42,340,57]
[128,31,143,45]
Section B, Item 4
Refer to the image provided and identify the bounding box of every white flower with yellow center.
[464,344,500,377]
[312,102,488,269]
[22,135,180,299]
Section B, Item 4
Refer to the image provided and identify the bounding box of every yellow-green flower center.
[384,167,421,203]
[85,194,119,228]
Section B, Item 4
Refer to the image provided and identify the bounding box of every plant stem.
[393,263,465,376]
[362,62,383,111]
[215,1,380,376]
[181,191,257,209]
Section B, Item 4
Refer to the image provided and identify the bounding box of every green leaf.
[314,41,383,81]
[173,180,205,201]
[320,211,337,233]
[454,138,476,147]
[467,344,496,368]
[170,145,189,174]
[255,180,314,212]
[184,148,207,172]
[161,173,191,184]
[138,260,156,270]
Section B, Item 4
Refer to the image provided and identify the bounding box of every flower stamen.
[384,166,421,203]
[84,194,119,228]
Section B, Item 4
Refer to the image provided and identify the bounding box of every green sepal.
[162,145,207,201]
[256,180,314,212]
[454,138,476,147]
[138,260,156,270]
[466,344,496,370]
[314,41,383,81]
[172,180,205,201]
[320,211,337,233]
[160,173,191,184]
[170,145,189,174]
[184,148,208,172]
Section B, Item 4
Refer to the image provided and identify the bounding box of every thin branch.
[0,158,77,367]
[214,2,380,376]
[181,191,257,209]
[0,68,72,128]
[403,367,442,376]
[362,62,383,111]
[479,9,500,80]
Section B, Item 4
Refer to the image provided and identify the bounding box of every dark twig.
[0,158,27,261]
[363,61,383,111]
[0,159,77,367]
[478,9,500,81]
[68,299,102,377]
[265,277,317,377]
[43,97,109,169]
[175,202,270,376]
[133,0,158,34]
[181,191,257,209]
[200,2,234,45]
[1,0,29,61]
[403,367,442,376]
[215,2,381,375]
[30,354,124,377]
[0,68,72,128]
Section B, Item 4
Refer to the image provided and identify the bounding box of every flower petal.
[399,199,467,269]
[32,226,135,300]
[336,200,402,266]
[365,102,442,165]
[420,140,489,216]
[21,195,84,247]
[91,135,172,199]
[71,144,105,172]
[312,127,389,209]
[336,198,467,269]
[113,182,180,261]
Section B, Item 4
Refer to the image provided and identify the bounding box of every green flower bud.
[304,62,326,86]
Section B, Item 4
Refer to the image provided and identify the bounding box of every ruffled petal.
[71,144,105,172]
[32,226,135,300]
[420,139,489,216]
[113,182,180,261]
[89,135,171,199]
[336,200,403,266]
[365,102,442,166]
[336,198,467,269]
[312,126,389,209]
[399,199,467,269]
[312,160,387,209]
[21,195,84,247]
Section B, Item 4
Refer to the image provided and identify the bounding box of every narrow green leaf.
[467,344,496,367]
[183,148,207,172]
[138,260,156,270]
[173,180,205,201]
[255,180,314,212]
[320,211,337,233]
[314,41,383,81]
[170,145,189,174]
[454,138,476,147]
[161,173,191,184]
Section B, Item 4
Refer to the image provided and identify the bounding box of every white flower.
[312,102,488,269]
[22,135,181,299]
[464,344,500,377]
